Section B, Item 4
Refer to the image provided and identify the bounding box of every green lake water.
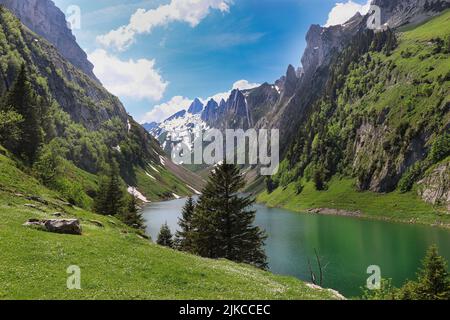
[142,198,450,297]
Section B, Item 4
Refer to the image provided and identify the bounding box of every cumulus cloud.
[141,96,193,123]
[88,49,168,101]
[98,0,233,51]
[232,80,260,91]
[141,79,260,123]
[325,0,371,27]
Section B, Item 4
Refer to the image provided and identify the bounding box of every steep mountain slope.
[0,0,99,82]
[249,0,450,156]
[261,9,450,221]
[0,5,199,202]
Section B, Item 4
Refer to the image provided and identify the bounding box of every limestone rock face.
[372,0,450,28]
[418,162,450,212]
[301,13,364,79]
[0,0,99,82]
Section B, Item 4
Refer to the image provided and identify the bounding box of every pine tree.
[175,196,195,252]
[157,223,174,248]
[191,163,267,269]
[5,65,42,164]
[94,161,126,216]
[415,245,450,300]
[121,194,145,230]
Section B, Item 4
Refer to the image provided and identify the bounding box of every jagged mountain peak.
[0,0,99,82]
[188,98,204,114]
[201,98,220,123]
[301,14,365,78]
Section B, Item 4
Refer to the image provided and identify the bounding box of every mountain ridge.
[0,0,99,82]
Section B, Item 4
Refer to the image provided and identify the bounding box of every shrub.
[429,133,450,164]
[398,162,424,193]
[294,180,304,195]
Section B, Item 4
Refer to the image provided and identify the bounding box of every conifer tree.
[191,163,267,269]
[121,194,146,230]
[157,223,174,248]
[5,65,42,164]
[94,161,126,216]
[175,196,195,252]
[0,109,23,149]
[415,245,450,300]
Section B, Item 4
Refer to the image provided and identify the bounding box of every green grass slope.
[0,151,339,300]
[258,177,449,227]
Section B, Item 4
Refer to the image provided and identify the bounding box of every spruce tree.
[191,163,267,269]
[175,196,195,252]
[121,194,145,230]
[157,223,174,248]
[94,161,126,216]
[5,65,42,164]
[415,245,450,300]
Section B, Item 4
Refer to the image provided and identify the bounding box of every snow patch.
[127,187,149,203]
[274,85,281,94]
[187,185,201,195]
[149,165,160,173]
[172,193,181,199]
[146,172,157,180]
[113,145,121,153]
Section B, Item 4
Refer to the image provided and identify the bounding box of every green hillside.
[260,10,450,225]
[0,149,339,300]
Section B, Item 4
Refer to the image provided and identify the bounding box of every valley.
[0,0,449,302]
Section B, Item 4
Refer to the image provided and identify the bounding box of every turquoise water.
[142,198,450,297]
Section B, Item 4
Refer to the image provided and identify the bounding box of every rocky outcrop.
[372,0,450,28]
[24,219,82,235]
[0,0,99,82]
[188,98,204,114]
[202,89,252,130]
[275,65,300,100]
[352,122,427,193]
[417,162,450,211]
[301,13,364,79]
[201,99,219,123]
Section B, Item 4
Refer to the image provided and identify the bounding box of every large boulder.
[24,219,82,235]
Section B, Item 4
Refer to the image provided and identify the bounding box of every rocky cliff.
[372,0,450,28]
[418,161,450,211]
[0,0,99,82]
[188,98,204,114]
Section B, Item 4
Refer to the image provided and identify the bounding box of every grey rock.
[23,219,82,235]
[418,162,450,212]
[372,0,450,29]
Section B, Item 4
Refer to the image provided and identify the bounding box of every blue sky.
[52,0,371,122]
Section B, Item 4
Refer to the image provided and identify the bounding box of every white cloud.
[325,0,371,27]
[88,49,168,101]
[97,0,233,51]
[141,79,260,123]
[141,96,193,123]
[232,79,260,91]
